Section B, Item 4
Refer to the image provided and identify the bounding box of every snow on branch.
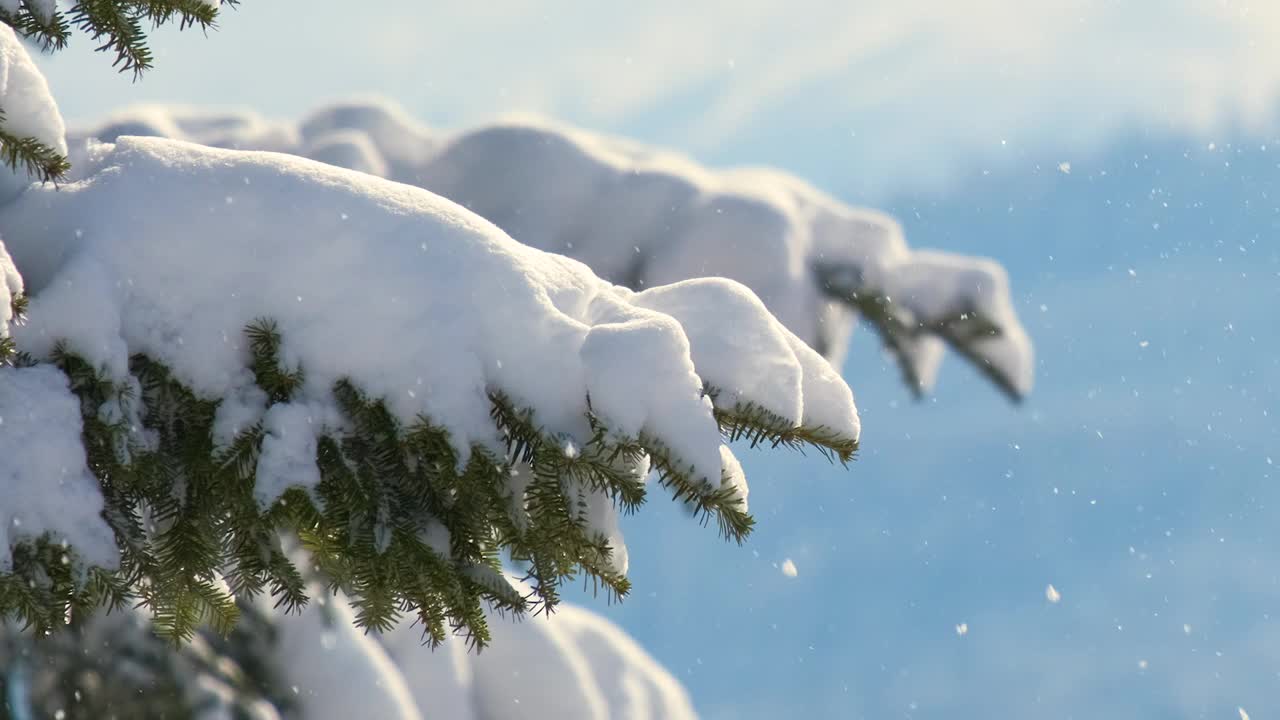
[0,24,70,200]
[74,99,1034,400]
[0,136,858,641]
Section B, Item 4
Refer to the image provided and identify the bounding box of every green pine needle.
[815,261,1024,403]
[1,318,855,650]
[0,111,70,182]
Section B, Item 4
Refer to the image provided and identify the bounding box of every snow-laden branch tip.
[74,99,1033,399]
[0,365,118,571]
[0,134,857,571]
[1,237,21,339]
[0,23,68,200]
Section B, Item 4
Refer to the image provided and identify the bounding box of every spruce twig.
[0,110,69,182]
[814,260,1024,402]
[1,319,858,648]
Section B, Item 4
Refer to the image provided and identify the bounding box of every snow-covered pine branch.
[75,100,1034,401]
[0,27,858,644]
[0,7,1033,720]
[0,1,238,189]
[0,23,70,198]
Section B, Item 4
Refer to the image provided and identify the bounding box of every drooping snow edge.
[0,364,118,572]
[0,23,68,205]
[4,136,858,490]
[69,99,1034,402]
[0,135,858,637]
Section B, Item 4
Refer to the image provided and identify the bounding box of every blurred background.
[40,2,1280,717]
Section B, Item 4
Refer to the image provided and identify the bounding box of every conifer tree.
[0,0,857,658]
[1,6,274,717]
[0,6,1027,719]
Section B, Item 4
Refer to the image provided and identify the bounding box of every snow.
[299,99,436,180]
[472,604,609,719]
[874,250,1033,396]
[25,0,55,22]
[535,604,699,719]
[1,136,856,532]
[69,99,1033,398]
[631,278,803,426]
[0,23,68,204]
[1045,584,1061,603]
[586,486,628,573]
[302,128,388,177]
[276,588,697,720]
[0,237,20,339]
[255,401,338,507]
[378,618,474,720]
[0,365,118,572]
[719,445,747,511]
[272,591,419,720]
[0,0,55,20]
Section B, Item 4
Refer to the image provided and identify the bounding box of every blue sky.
[608,133,1279,718]
[33,2,1280,716]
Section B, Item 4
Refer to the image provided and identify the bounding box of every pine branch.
[708,386,858,464]
[922,310,1023,402]
[1,0,240,78]
[815,260,1025,402]
[246,317,304,402]
[129,0,223,31]
[68,0,153,77]
[0,110,70,181]
[2,319,855,650]
[0,2,71,51]
[638,430,756,543]
[9,291,28,318]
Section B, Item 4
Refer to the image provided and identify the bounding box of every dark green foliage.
[0,320,856,651]
[0,0,240,182]
[1,0,235,75]
[0,0,71,52]
[2,295,36,369]
[813,261,1024,402]
[0,113,69,182]
[710,390,858,464]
